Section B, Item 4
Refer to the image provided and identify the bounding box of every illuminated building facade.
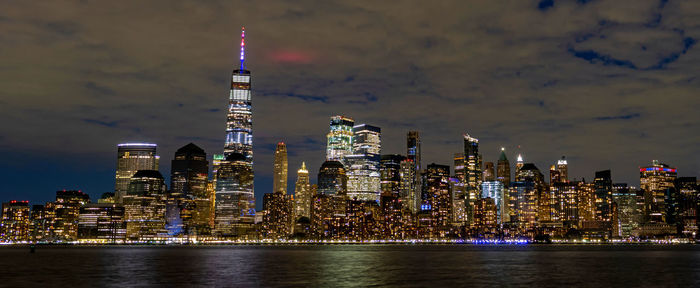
[483,162,495,181]
[557,156,568,182]
[399,159,418,214]
[326,116,354,162]
[293,162,311,220]
[261,191,293,239]
[380,154,406,196]
[53,190,90,241]
[170,143,208,199]
[473,198,498,234]
[675,177,698,236]
[224,27,253,163]
[214,153,255,237]
[496,148,511,188]
[463,134,482,221]
[346,124,381,202]
[407,131,422,213]
[1,201,31,242]
[114,143,159,203]
[640,160,677,223]
[612,183,641,238]
[481,180,506,224]
[317,161,348,197]
[273,142,288,194]
[422,164,452,237]
[594,170,613,232]
[123,170,167,240]
[77,203,126,242]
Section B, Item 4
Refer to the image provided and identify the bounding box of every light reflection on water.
[1,245,700,287]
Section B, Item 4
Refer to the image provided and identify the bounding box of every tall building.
[421,164,452,237]
[346,124,381,202]
[317,161,348,197]
[170,143,208,199]
[261,191,293,239]
[77,203,126,242]
[481,181,506,224]
[214,153,255,237]
[594,170,613,229]
[326,116,354,162]
[407,131,421,172]
[399,159,418,214]
[483,162,495,181]
[123,171,167,240]
[380,154,406,196]
[407,131,422,213]
[1,201,31,242]
[640,160,677,223]
[273,142,288,194]
[114,143,159,203]
[515,154,524,175]
[675,177,698,236]
[224,27,253,162]
[293,162,312,220]
[53,190,90,241]
[463,134,482,225]
[557,156,568,182]
[612,183,641,238]
[496,148,511,188]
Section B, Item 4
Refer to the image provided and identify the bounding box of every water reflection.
[1,245,700,287]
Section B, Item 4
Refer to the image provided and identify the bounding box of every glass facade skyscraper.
[114,143,159,203]
[346,124,381,202]
[326,116,354,162]
[224,28,253,163]
[273,142,288,194]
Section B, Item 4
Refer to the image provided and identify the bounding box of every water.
[1,245,700,287]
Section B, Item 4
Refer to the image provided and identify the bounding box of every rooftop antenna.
[239,27,246,70]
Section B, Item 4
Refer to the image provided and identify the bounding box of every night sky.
[1,0,698,209]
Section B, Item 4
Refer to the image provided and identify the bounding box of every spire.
[239,26,246,70]
[299,162,308,173]
[517,154,523,163]
[499,147,508,161]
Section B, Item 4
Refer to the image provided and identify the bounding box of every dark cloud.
[0,0,698,207]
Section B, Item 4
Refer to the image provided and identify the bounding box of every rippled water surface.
[1,245,700,287]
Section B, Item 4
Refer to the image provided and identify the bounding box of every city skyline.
[1,1,699,210]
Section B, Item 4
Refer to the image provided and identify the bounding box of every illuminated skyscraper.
[640,160,677,223]
[407,131,421,171]
[123,171,167,240]
[293,162,311,220]
[53,190,90,241]
[594,170,613,229]
[326,116,354,162]
[214,153,255,237]
[557,156,568,182]
[463,133,482,225]
[347,124,381,202]
[407,131,422,213]
[422,164,452,237]
[273,142,288,194]
[317,161,348,197]
[380,154,406,196]
[170,143,208,199]
[481,180,506,224]
[77,203,126,242]
[399,159,418,213]
[515,154,524,176]
[483,162,495,181]
[114,143,159,203]
[1,201,31,242]
[496,148,511,188]
[224,27,253,162]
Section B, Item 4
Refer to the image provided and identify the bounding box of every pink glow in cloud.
[269,50,314,64]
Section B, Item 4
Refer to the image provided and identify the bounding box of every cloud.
[0,0,698,207]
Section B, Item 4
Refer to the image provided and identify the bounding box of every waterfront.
[1,245,700,287]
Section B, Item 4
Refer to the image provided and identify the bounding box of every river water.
[1,244,699,287]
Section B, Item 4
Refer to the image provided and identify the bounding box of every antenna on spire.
[239,26,246,70]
